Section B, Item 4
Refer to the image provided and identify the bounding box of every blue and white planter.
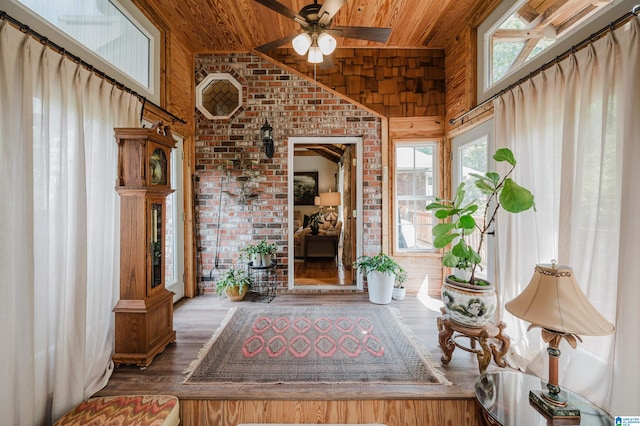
[441,276,496,327]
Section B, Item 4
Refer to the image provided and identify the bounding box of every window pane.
[395,143,437,252]
[458,136,488,277]
[17,0,150,88]
[487,0,613,87]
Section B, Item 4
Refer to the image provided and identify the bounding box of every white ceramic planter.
[392,287,406,301]
[367,271,395,304]
[440,276,496,327]
[452,267,472,282]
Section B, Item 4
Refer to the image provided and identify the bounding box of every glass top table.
[475,371,613,425]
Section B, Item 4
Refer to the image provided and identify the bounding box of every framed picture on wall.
[293,171,318,205]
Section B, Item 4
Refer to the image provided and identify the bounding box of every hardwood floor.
[293,258,354,285]
[97,291,497,425]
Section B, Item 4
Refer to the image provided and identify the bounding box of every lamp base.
[529,390,580,424]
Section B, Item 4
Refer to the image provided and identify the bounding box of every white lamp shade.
[319,191,341,207]
[505,264,615,336]
[314,196,321,206]
[292,33,312,55]
[307,46,323,63]
[317,32,337,55]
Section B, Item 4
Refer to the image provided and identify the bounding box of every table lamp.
[319,190,341,223]
[505,261,615,423]
[314,196,324,214]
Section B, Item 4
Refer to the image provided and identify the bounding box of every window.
[394,143,438,252]
[453,132,490,280]
[164,135,184,301]
[481,0,618,91]
[196,73,243,120]
[8,0,159,101]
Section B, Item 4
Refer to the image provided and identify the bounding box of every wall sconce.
[260,119,274,159]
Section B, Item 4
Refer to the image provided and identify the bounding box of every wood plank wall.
[179,399,482,426]
[270,48,446,118]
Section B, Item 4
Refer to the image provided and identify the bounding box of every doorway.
[288,136,363,290]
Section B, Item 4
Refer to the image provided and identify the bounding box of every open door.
[288,136,363,290]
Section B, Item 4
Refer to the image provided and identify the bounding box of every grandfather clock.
[112,122,176,367]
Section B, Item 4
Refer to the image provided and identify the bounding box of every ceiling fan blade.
[254,0,309,27]
[255,33,298,53]
[328,26,392,43]
[317,0,345,26]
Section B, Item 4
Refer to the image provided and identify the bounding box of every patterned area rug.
[184,305,450,385]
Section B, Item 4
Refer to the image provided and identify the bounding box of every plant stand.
[436,307,510,374]
[247,260,277,303]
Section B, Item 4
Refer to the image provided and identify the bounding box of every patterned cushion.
[55,395,179,426]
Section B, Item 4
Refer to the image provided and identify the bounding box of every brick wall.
[194,53,383,291]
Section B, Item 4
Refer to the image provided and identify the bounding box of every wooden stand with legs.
[437,307,510,374]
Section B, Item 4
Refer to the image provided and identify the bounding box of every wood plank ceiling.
[134,0,614,56]
[133,0,496,53]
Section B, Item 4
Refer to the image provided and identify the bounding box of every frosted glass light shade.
[317,32,337,55]
[307,46,323,63]
[292,33,312,55]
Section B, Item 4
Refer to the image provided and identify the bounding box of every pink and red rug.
[184,305,450,386]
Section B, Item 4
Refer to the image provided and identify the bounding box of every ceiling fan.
[254,0,392,63]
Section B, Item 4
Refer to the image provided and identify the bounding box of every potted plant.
[308,211,324,235]
[426,148,534,326]
[257,239,277,267]
[240,243,261,266]
[216,267,252,301]
[354,253,407,304]
[392,280,407,301]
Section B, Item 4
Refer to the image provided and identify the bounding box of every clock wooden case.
[112,122,176,367]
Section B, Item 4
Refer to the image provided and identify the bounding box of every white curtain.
[0,21,141,424]
[494,16,639,414]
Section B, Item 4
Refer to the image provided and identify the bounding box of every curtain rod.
[449,5,640,126]
[0,10,187,125]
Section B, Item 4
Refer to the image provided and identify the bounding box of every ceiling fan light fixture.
[292,32,312,55]
[307,45,323,63]
[317,32,337,55]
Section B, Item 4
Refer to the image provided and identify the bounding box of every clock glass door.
[151,202,163,289]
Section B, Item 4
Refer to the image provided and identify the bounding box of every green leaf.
[462,227,475,236]
[426,201,450,210]
[458,214,476,229]
[493,148,516,166]
[469,249,482,265]
[435,209,453,220]
[485,172,500,185]
[451,240,470,257]
[442,251,460,268]
[453,183,466,208]
[459,203,479,214]
[433,232,458,248]
[433,222,457,237]
[500,178,535,213]
[475,180,495,194]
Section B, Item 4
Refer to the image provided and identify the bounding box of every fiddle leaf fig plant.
[426,148,535,285]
